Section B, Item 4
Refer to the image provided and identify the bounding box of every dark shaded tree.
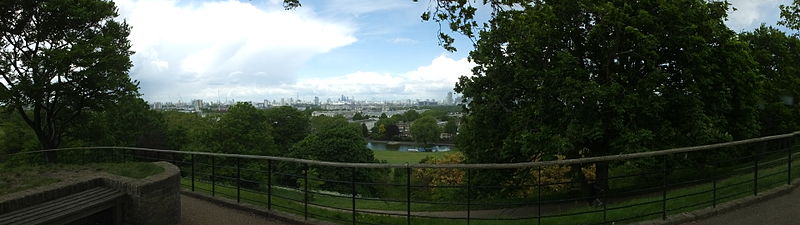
[70,96,167,149]
[443,119,458,135]
[264,106,310,150]
[402,109,421,122]
[740,26,800,135]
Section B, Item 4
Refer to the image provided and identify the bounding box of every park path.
[181,194,289,225]
[684,185,800,225]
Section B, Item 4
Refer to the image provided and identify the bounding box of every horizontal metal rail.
[5,131,799,225]
[13,131,800,168]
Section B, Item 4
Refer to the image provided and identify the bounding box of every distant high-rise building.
[281,98,285,105]
[445,92,454,105]
[191,99,203,111]
[314,96,319,105]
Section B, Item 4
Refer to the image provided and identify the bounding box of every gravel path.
[684,185,800,225]
[181,194,289,225]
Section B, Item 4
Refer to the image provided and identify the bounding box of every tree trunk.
[38,133,60,163]
[40,140,59,163]
[590,139,610,206]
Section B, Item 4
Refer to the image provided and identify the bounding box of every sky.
[114,0,793,103]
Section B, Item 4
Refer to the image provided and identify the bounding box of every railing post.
[351,167,357,225]
[466,168,471,225]
[212,156,216,197]
[790,136,794,185]
[537,166,542,225]
[755,142,763,196]
[304,163,309,220]
[602,163,607,223]
[712,162,718,208]
[406,165,411,225]
[268,159,272,210]
[191,154,196,192]
[237,158,241,203]
[661,155,668,220]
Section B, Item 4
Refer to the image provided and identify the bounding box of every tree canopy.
[209,102,277,156]
[456,0,760,190]
[740,26,800,135]
[0,0,138,161]
[264,106,310,150]
[411,116,440,145]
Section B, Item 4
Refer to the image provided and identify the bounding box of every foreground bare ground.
[181,194,289,225]
[685,185,800,225]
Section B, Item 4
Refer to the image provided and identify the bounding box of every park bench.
[0,186,124,225]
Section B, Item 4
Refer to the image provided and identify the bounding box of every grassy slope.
[372,151,448,164]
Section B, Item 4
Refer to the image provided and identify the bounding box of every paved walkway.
[685,186,800,225]
[179,186,799,225]
[181,194,289,225]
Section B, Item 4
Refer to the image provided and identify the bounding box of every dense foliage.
[0,0,139,162]
[456,0,763,192]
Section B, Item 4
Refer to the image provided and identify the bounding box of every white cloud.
[389,37,417,44]
[189,55,476,101]
[725,0,789,31]
[116,0,357,101]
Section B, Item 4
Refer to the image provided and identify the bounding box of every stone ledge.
[0,161,181,225]
[0,176,102,214]
[634,177,800,225]
[181,190,339,225]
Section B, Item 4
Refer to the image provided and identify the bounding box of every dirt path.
[181,194,289,225]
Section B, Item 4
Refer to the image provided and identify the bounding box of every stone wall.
[103,161,181,225]
[0,161,180,225]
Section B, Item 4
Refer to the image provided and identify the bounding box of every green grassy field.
[0,162,164,195]
[372,150,448,164]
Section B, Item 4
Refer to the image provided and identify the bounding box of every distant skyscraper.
[445,92,454,105]
[191,99,203,111]
[314,96,319,105]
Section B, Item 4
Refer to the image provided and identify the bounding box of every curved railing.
[6,131,800,225]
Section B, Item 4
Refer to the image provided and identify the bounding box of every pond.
[366,141,453,152]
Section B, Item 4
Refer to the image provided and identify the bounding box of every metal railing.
[6,131,800,225]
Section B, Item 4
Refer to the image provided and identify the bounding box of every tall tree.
[289,119,379,192]
[209,102,277,156]
[456,0,759,193]
[0,0,138,161]
[740,26,800,135]
[264,106,310,150]
[411,116,440,146]
[402,109,421,122]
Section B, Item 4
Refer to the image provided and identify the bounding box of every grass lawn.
[0,162,164,196]
[372,150,448,164]
[179,153,800,225]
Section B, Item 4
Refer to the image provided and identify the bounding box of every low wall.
[104,161,181,225]
[0,161,181,225]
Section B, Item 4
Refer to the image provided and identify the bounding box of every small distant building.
[396,122,411,138]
